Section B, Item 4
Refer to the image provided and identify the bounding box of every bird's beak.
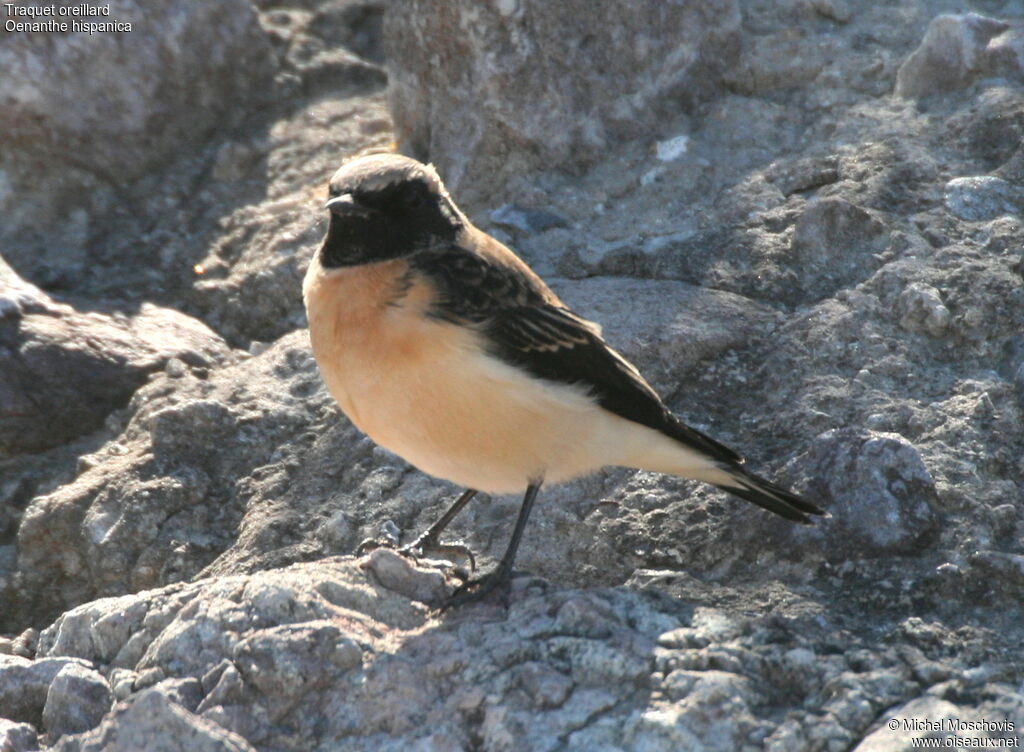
[324,193,364,217]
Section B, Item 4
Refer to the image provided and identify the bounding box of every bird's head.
[318,153,463,268]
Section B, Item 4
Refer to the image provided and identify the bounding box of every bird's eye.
[405,190,425,209]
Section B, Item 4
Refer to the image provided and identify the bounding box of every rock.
[0,655,93,727]
[359,548,448,605]
[20,557,933,752]
[625,669,758,751]
[895,13,1011,99]
[782,429,940,557]
[0,256,231,456]
[10,332,324,629]
[7,272,776,630]
[897,282,951,337]
[967,551,1024,597]
[53,689,255,752]
[765,155,840,197]
[384,0,742,201]
[0,256,48,318]
[655,135,691,163]
[42,663,113,738]
[9,629,38,660]
[189,83,393,348]
[812,0,851,24]
[986,25,1024,83]
[944,176,1024,221]
[551,276,777,395]
[949,87,1024,171]
[488,205,569,236]
[788,197,889,301]
[260,0,387,98]
[853,695,1019,751]
[724,28,829,95]
[0,718,38,752]
[190,193,326,347]
[0,0,275,275]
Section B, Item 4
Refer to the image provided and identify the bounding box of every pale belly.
[315,318,621,494]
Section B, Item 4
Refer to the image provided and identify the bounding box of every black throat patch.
[320,178,461,268]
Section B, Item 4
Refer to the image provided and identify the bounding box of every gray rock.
[0,257,48,319]
[853,695,1020,750]
[0,0,275,274]
[896,282,951,337]
[10,333,324,629]
[783,429,940,557]
[231,621,362,722]
[190,193,326,347]
[0,256,230,456]
[188,81,392,348]
[812,0,851,24]
[967,551,1024,597]
[384,0,741,201]
[42,663,113,738]
[489,204,569,236]
[262,2,387,98]
[552,276,777,395]
[54,689,255,752]
[26,557,930,752]
[950,87,1024,171]
[724,27,829,95]
[895,13,1011,99]
[8,269,778,631]
[9,629,38,660]
[359,548,448,605]
[986,25,1024,83]
[944,176,1024,221]
[789,197,889,301]
[0,718,38,752]
[0,655,93,727]
[765,155,840,197]
[108,669,139,702]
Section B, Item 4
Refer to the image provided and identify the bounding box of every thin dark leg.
[358,489,479,567]
[495,482,540,575]
[406,488,478,549]
[445,481,541,608]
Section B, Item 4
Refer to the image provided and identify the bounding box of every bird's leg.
[398,488,479,570]
[445,481,541,609]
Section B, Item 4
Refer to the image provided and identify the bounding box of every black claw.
[442,565,513,610]
[424,542,477,572]
[360,531,478,575]
[355,537,385,556]
[398,532,477,571]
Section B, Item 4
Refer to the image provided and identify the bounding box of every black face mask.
[319,179,462,268]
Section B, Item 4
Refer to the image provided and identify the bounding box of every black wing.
[411,246,743,466]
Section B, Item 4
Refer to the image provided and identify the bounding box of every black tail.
[714,463,825,524]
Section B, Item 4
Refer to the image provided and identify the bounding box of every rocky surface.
[0,256,231,456]
[384,0,743,202]
[0,0,276,291]
[2,0,1023,750]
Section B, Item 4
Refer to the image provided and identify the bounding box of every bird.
[302,152,825,606]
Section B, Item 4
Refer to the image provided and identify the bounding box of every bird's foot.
[399,532,477,573]
[355,519,401,556]
[442,563,512,610]
[356,524,476,572]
